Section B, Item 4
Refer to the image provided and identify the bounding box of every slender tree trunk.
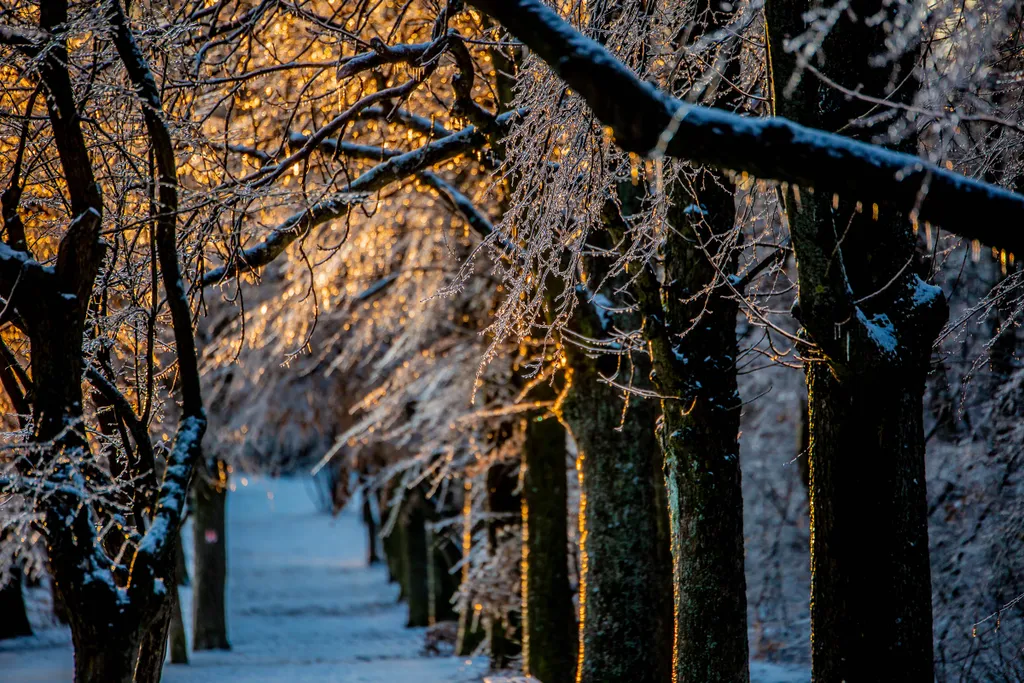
[427,524,459,623]
[485,461,522,669]
[363,494,381,565]
[560,367,674,683]
[456,481,485,656]
[175,533,189,587]
[403,487,431,628]
[520,411,577,683]
[192,458,230,651]
[0,564,32,640]
[169,538,189,665]
[169,583,189,664]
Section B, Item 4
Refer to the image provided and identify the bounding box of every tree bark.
[805,359,935,681]
[0,564,32,640]
[426,524,459,624]
[765,1,946,678]
[169,582,189,664]
[134,606,171,683]
[192,458,230,651]
[403,487,431,628]
[71,628,136,683]
[455,481,486,656]
[520,411,577,683]
[484,461,521,668]
[169,538,189,665]
[363,494,381,565]
[560,368,674,683]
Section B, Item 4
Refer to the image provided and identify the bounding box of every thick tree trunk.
[72,628,137,683]
[0,564,32,640]
[765,2,946,678]
[657,330,748,683]
[806,361,935,681]
[403,487,431,628]
[192,459,230,651]
[520,412,576,683]
[560,367,674,683]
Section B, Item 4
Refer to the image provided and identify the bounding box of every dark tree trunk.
[560,368,674,683]
[455,481,486,656]
[0,564,32,640]
[765,2,947,678]
[797,389,811,496]
[363,494,381,565]
[520,411,577,683]
[134,606,171,683]
[484,461,521,668]
[175,532,190,587]
[426,524,459,624]
[71,626,137,683]
[192,459,230,651]
[805,360,935,681]
[169,537,189,664]
[403,487,431,628]
[169,581,189,664]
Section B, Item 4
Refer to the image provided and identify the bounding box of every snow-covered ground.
[0,476,808,682]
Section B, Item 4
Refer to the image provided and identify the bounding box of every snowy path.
[1,475,808,682]
[1,476,487,682]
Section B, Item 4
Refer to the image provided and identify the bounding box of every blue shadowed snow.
[0,476,809,682]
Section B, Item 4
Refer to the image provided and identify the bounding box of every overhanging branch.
[466,0,1024,258]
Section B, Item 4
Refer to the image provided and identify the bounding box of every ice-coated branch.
[109,0,208,598]
[466,0,1024,257]
[203,110,519,286]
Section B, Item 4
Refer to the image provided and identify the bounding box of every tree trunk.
[0,564,32,640]
[560,367,674,683]
[765,2,946,678]
[456,481,485,656]
[192,458,230,651]
[485,461,521,669]
[71,627,137,683]
[403,487,431,628]
[427,524,459,624]
[134,607,171,683]
[363,494,381,565]
[805,360,935,681]
[169,546,189,664]
[520,412,577,683]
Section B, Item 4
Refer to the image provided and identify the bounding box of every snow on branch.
[467,0,1024,258]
